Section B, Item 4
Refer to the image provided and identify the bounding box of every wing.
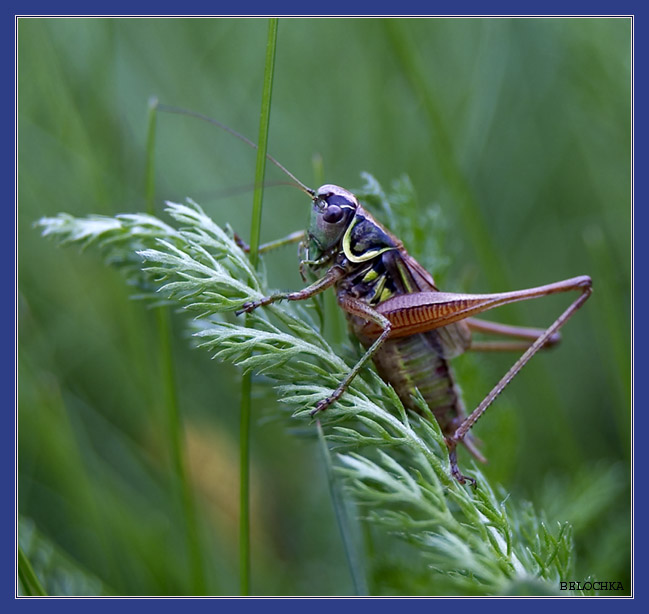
[382,249,472,359]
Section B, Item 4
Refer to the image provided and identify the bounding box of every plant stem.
[145,97,158,215]
[239,18,279,596]
[316,421,368,595]
[249,20,278,268]
[18,546,47,596]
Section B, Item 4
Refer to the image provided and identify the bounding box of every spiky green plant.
[36,175,588,596]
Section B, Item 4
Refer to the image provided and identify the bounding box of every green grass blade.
[145,97,158,216]
[249,19,279,267]
[239,17,279,596]
[316,421,368,596]
[18,546,47,596]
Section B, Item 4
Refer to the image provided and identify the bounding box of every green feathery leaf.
[36,176,586,596]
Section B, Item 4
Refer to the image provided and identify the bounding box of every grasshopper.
[162,106,592,485]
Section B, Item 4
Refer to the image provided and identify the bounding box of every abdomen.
[370,332,466,435]
[368,332,485,462]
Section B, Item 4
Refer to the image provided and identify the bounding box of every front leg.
[236,265,344,315]
[299,253,333,282]
[446,442,477,488]
[311,293,392,416]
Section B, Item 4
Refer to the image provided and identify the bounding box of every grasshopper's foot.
[233,232,251,253]
[310,396,335,417]
[447,443,477,488]
[236,299,264,316]
[450,464,477,488]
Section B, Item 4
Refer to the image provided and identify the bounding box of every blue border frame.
[11,6,638,606]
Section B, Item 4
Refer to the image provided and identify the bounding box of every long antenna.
[156,102,315,197]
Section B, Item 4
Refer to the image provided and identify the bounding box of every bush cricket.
[161,105,592,486]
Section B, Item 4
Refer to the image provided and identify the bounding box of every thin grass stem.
[239,18,279,596]
[316,421,368,596]
[18,546,47,596]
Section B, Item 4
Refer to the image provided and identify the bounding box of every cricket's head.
[307,184,359,259]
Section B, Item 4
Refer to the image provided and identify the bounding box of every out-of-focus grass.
[18,18,631,595]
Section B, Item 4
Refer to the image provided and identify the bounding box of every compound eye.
[323,204,344,224]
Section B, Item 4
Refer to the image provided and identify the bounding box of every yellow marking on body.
[395,259,414,293]
[373,274,387,299]
[342,217,395,263]
[379,286,393,303]
[362,268,379,283]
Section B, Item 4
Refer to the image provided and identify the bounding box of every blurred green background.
[18,18,631,595]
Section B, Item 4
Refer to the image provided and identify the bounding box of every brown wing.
[386,248,472,359]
